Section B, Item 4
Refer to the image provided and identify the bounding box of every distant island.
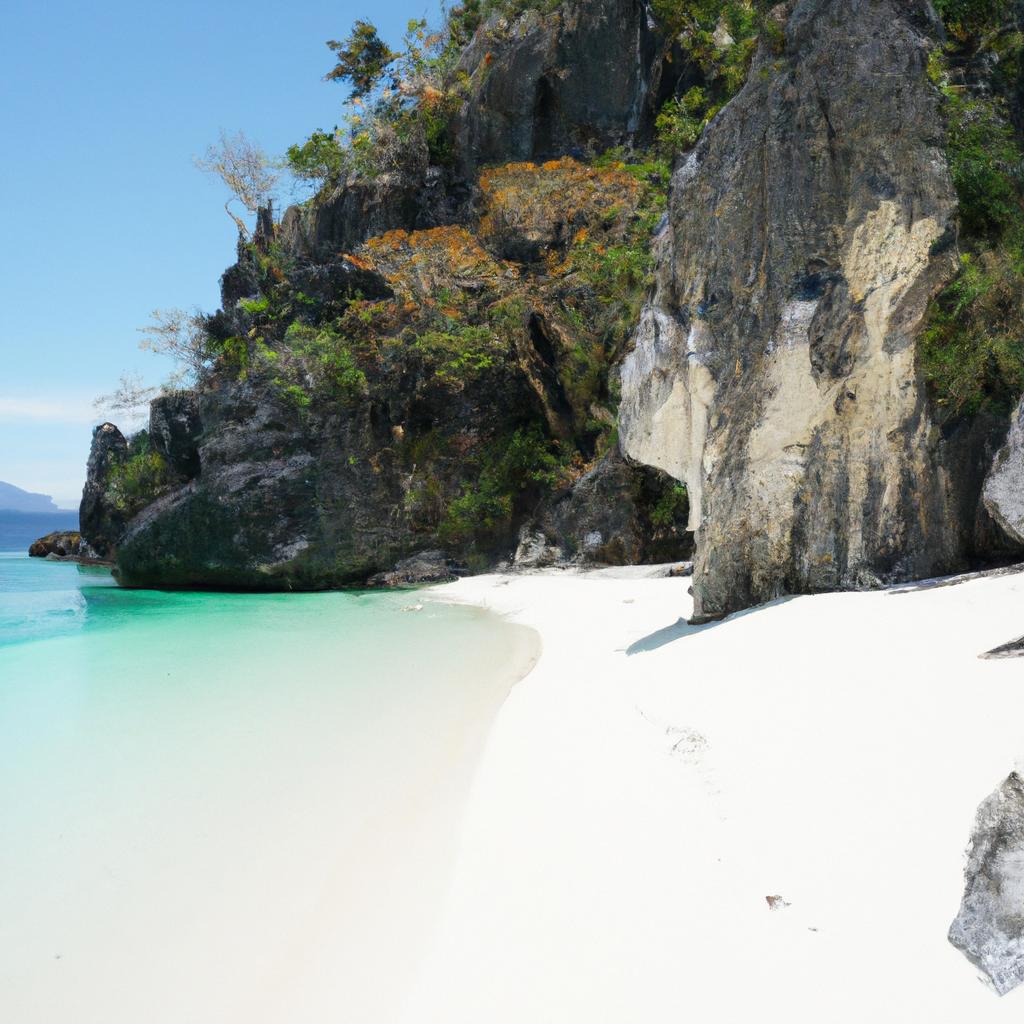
[0,481,77,551]
[0,480,73,515]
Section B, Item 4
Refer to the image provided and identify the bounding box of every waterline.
[0,555,538,1022]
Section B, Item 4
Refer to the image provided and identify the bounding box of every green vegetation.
[440,426,565,543]
[933,0,1017,39]
[650,1,773,156]
[406,324,506,388]
[105,433,173,516]
[287,18,461,186]
[650,484,688,529]
[655,86,721,156]
[286,130,348,186]
[282,323,368,405]
[920,19,1024,419]
[324,20,397,97]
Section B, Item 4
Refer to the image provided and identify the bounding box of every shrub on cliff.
[103,432,174,518]
[921,19,1024,419]
[650,2,775,158]
[440,425,566,546]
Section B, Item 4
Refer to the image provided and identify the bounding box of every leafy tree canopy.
[325,20,398,97]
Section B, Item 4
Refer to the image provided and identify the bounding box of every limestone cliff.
[82,0,1024,604]
[620,0,1024,620]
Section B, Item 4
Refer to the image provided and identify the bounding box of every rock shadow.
[625,599,787,656]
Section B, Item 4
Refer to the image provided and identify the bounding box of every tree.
[325,20,397,97]
[93,373,158,422]
[286,129,348,185]
[137,308,211,382]
[194,130,279,238]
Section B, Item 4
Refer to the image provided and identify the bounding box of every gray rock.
[950,773,1024,995]
[149,391,202,478]
[619,0,1009,622]
[79,423,128,559]
[452,0,677,170]
[28,531,82,559]
[367,550,464,587]
[981,636,1024,660]
[513,525,564,569]
[984,398,1024,546]
[543,449,692,566]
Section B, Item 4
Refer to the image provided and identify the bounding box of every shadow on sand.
[624,598,791,656]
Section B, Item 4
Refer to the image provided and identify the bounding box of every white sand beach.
[404,565,1024,1023]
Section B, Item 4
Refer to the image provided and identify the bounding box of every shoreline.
[405,565,1024,1022]
[0,568,541,1024]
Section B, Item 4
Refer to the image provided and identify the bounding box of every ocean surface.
[0,509,79,551]
[0,553,537,1023]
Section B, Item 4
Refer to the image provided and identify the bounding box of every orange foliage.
[359,225,512,303]
[477,157,641,250]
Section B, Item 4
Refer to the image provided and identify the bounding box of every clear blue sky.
[0,0,439,508]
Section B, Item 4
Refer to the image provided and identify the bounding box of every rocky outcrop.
[82,0,1024,600]
[620,0,1016,621]
[149,391,203,478]
[79,423,128,559]
[452,0,675,170]
[108,146,682,589]
[518,450,692,567]
[984,397,1024,545]
[981,635,1024,659]
[367,551,465,587]
[28,531,83,559]
[950,773,1024,995]
[278,0,685,261]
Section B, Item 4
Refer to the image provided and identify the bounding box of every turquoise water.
[0,553,536,1023]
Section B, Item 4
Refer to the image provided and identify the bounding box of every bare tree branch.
[137,308,211,382]
[194,130,279,238]
[93,373,158,422]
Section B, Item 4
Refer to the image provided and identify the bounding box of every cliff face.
[620,0,1021,620]
[279,0,676,261]
[83,0,1024,604]
[103,153,692,588]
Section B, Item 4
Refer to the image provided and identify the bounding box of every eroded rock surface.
[950,773,1024,995]
[981,636,1024,660]
[28,531,83,559]
[984,398,1024,546]
[79,423,128,560]
[367,551,465,587]
[620,0,1006,621]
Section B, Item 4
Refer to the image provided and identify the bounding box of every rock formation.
[80,0,1024,602]
[984,398,1024,546]
[950,772,1024,995]
[620,0,1022,621]
[80,423,129,560]
[28,531,83,559]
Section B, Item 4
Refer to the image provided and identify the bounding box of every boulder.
[980,636,1024,660]
[28,531,82,559]
[367,551,465,587]
[513,526,564,569]
[538,449,692,566]
[983,397,1024,546]
[949,773,1024,995]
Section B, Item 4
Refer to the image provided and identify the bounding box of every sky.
[0,0,440,508]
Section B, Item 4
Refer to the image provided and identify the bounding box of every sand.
[404,564,1024,1022]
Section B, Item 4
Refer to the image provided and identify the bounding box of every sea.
[0,551,537,1022]
[0,508,79,551]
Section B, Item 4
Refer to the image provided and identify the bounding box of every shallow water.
[0,554,537,1022]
